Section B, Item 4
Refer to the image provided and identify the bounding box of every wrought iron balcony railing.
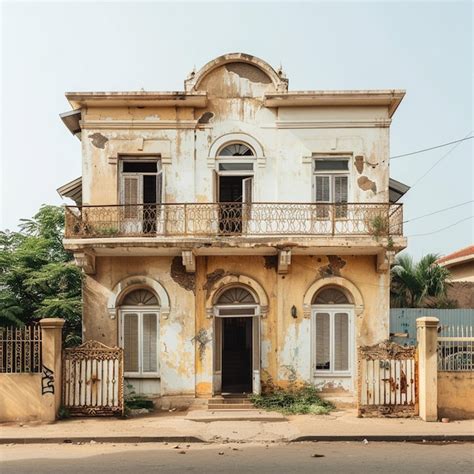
[64,202,403,239]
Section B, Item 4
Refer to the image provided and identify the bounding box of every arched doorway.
[213,285,260,395]
[311,286,355,387]
[215,141,255,234]
[118,288,160,380]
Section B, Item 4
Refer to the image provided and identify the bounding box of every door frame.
[212,304,261,395]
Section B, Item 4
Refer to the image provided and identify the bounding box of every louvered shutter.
[123,313,139,372]
[142,313,158,373]
[334,312,349,371]
[334,176,348,203]
[315,176,330,202]
[123,176,140,219]
[315,312,330,370]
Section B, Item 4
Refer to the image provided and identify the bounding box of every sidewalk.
[1,409,473,444]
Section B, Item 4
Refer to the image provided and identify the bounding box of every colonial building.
[58,53,407,405]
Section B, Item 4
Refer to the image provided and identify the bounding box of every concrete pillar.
[39,318,65,421]
[416,317,439,422]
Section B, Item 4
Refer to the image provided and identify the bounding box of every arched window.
[312,286,351,305]
[218,143,255,157]
[119,288,160,377]
[121,289,159,306]
[312,286,353,375]
[217,286,256,304]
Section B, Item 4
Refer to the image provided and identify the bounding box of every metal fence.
[390,309,474,346]
[0,325,42,373]
[438,324,474,372]
[65,202,403,239]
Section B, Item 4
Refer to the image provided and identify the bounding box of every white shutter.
[157,172,163,204]
[315,312,330,371]
[123,313,139,373]
[334,176,348,203]
[315,176,330,202]
[334,312,349,371]
[142,313,158,373]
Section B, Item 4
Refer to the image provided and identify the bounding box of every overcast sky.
[1,1,472,259]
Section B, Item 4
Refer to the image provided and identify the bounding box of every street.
[1,441,473,473]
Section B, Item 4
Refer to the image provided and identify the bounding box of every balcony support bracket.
[182,250,196,273]
[278,249,292,274]
[74,250,96,275]
[376,249,394,273]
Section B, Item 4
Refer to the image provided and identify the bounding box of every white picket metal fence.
[438,324,474,372]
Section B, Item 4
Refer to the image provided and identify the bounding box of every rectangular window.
[121,311,159,376]
[313,157,349,218]
[314,310,351,374]
[218,163,254,171]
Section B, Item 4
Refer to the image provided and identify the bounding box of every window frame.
[119,157,163,205]
[119,308,160,378]
[215,142,256,177]
[311,305,354,377]
[312,157,350,204]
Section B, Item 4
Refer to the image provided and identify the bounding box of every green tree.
[391,253,451,308]
[0,205,82,346]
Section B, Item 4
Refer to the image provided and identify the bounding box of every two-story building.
[58,53,407,405]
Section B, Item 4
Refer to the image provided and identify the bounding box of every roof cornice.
[65,91,208,108]
[264,90,405,118]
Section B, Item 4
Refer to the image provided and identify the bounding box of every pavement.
[2,441,474,474]
[0,409,473,444]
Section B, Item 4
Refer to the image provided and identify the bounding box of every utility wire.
[403,200,474,224]
[405,130,473,192]
[406,216,473,237]
[390,135,473,159]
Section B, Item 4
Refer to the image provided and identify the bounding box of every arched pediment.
[185,53,288,93]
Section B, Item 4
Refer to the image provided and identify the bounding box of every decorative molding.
[81,120,198,130]
[208,133,265,163]
[303,276,365,317]
[106,138,172,165]
[182,250,196,273]
[74,251,96,275]
[264,119,392,129]
[278,250,292,274]
[205,274,269,318]
[377,250,395,273]
[107,275,171,320]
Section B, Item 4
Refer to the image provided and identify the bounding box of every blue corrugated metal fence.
[390,309,474,346]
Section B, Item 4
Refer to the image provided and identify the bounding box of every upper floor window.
[313,157,349,204]
[120,158,162,209]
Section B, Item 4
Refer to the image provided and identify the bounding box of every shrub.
[250,384,333,415]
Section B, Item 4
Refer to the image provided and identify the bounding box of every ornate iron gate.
[358,341,417,417]
[62,341,124,416]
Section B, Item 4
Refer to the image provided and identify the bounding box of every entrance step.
[208,396,255,410]
[186,409,287,422]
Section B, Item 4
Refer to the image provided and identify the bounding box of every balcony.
[65,202,403,240]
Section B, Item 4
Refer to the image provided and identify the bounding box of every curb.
[0,436,205,445]
[291,435,474,442]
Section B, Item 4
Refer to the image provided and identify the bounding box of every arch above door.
[205,274,269,318]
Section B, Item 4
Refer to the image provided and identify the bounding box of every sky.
[1,0,472,259]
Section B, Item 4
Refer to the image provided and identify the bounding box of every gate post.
[39,318,65,421]
[416,317,439,422]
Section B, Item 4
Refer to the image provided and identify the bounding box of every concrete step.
[208,398,251,405]
[207,404,255,410]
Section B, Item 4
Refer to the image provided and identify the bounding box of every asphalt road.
[1,441,473,473]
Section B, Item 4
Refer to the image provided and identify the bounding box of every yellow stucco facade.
[60,53,407,403]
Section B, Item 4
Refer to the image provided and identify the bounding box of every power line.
[405,130,473,192]
[403,200,474,224]
[406,216,473,237]
[390,135,473,159]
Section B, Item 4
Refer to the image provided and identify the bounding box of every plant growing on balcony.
[367,214,389,240]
